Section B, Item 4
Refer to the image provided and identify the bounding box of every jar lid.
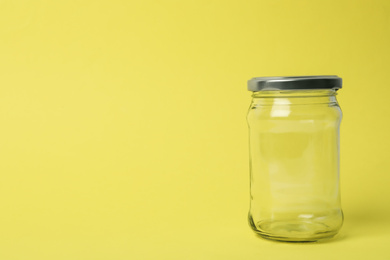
[247,76,342,91]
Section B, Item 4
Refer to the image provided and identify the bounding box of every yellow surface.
[0,0,389,259]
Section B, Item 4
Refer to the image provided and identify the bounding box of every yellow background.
[0,0,389,259]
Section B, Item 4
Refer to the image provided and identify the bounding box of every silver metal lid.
[247,76,342,91]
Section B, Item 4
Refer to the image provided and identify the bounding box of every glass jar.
[247,76,343,242]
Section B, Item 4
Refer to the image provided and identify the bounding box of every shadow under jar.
[247,76,343,242]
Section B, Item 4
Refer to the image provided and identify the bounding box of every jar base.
[251,220,339,242]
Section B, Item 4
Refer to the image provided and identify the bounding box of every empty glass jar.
[247,76,343,242]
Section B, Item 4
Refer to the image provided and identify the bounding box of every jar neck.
[251,89,338,106]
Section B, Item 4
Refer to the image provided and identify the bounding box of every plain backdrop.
[0,0,389,259]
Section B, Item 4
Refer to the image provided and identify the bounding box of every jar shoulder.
[247,103,342,122]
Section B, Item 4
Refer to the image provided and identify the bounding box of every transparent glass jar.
[247,76,343,242]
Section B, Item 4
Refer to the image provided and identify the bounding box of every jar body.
[247,90,343,242]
